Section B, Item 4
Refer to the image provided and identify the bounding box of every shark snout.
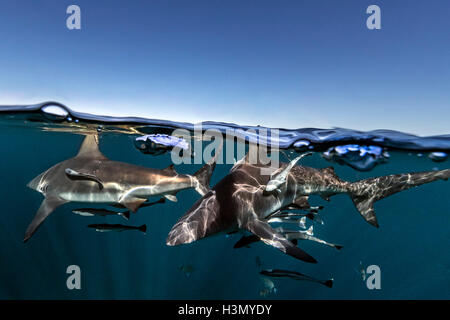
[166,221,198,246]
[166,190,220,246]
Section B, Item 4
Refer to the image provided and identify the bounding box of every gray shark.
[167,151,450,263]
[25,134,217,242]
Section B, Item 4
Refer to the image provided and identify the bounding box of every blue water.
[0,103,449,299]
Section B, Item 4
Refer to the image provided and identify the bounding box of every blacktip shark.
[25,134,217,242]
[167,150,450,263]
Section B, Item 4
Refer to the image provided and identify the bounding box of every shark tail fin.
[139,224,147,234]
[193,145,222,196]
[323,279,334,288]
[121,211,130,220]
[349,169,450,228]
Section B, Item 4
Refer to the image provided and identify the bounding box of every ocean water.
[0,102,449,299]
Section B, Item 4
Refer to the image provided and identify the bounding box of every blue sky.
[0,0,449,135]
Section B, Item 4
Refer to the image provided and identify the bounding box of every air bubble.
[322,144,388,171]
[293,140,310,152]
[429,152,448,163]
[41,105,69,121]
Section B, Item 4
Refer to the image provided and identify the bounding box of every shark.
[24,134,217,242]
[166,150,450,263]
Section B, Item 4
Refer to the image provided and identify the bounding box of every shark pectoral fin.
[119,196,147,213]
[233,234,260,249]
[24,197,68,242]
[65,168,104,190]
[245,218,317,264]
[163,194,178,202]
[192,146,222,196]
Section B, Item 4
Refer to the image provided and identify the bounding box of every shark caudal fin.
[349,169,450,227]
[138,224,147,234]
[193,145,222,196]
[323,279,334,288]
[120,211,131,220]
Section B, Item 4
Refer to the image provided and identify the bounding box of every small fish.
[274,225,314,238]
[260,269,333,288]
[235,227,342,251]
[234,232,300,249]
[268,210,324,225]
[178,264,195,277]
[266,216,300,224]
[281,204,324,213]
[282,229,343,251]
[87,223,147,234]
[73,208,130,220]
[65,168,104,189]
[265,152,312,193]
[267,216,309,231]
[110,197,165,210]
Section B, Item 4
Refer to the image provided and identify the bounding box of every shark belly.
[56,181,123,203]
[58,190,118,203]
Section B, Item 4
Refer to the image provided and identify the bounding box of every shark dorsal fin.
[231,147,271,173]
[321,166,337,178]
[76,135,106,159]
[238,145,266,165]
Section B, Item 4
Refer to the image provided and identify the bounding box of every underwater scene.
[0,102,448,300]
